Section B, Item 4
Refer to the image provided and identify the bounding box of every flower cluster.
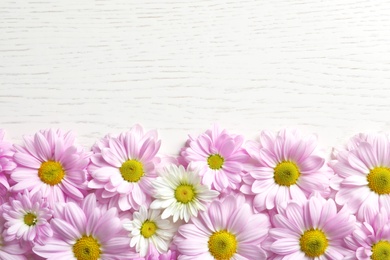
[0,125,389,259]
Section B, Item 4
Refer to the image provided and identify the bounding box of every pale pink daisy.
[33,193,135,260]
[242,129,332,212]
[0,129,16,204]
[10,129,90,208]
[124,206,176,257]
[344,207,390,260]
[179,125,249,192]
[269,195,356,259]
[0,206,29,260]
[174,195,270,259]
[3,190,53,245]
[331,133,390,221]
[87,124,161,211]
[150,165,219,222]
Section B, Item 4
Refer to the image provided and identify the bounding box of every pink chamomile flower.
[344,207,390,260]
[242,129,332,212]
[0,206,29,260]
[268,195,356,259]
[174,195,270,260]
[88,124,161,211]
[179,125,249,192]
[3,190,53,246]
[331,132,390,221]
[10,129,90,208]
[33,193,136,260]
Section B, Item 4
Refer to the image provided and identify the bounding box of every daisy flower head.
[179,125,249,192]
[269,195,356,259]
[88,124,161,212]
[150,164,219,222]
[243,128,332,212]
[10,129,90,208]
[0,129,16,203]
[174,195,270,260]
[124,206,176,257]
[3,190,53,245]
[345,207,390,260]
[0,206,29,260]
[332,132,390,221]
[33,193,135,260]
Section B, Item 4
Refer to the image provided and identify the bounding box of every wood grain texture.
[1,0,390,155]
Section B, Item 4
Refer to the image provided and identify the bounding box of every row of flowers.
[0,125,389,259]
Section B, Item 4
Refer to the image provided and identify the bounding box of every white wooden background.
[1,0,390,156]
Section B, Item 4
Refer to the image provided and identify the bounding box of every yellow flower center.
[371,240,390,260]
[208,230,237,260]
[300,229,328,257]
[24,213,37,226]
[119,159,144,182]
[273,161,300,186]
[73,235,101,260]
[38,161,65,186]
[174,184,195,204]
[207,154,224,170]
[140,220,157,238]
[367,167,390,195]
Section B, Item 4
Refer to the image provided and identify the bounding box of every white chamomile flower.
[150,164,219,222]
[124,206,175,257]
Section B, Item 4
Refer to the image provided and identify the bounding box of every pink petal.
[252,179,275,194]
[63,204,86,235]
[51,218,80,241]
[324,246,345,259]
[60,180,84,199]
[237,244,267,259]
[13,153,41,168]
[289,184,307,204]
[355,142,378,170]
[34,133,52,161]
[258,149,278,167]
[299,156,324,174]
[373,135,390,166]
[118,195,131,211]
[347,153,369,174]
[219,140,235,158]
[109,138,127,162]
[131,184,145,206]
[101,148,123,167]
[342,175,367,187]
[307,197,322,228]
[208,202,224,231]
[270,238,300,255]
[285,202,305,233]
[11,167,39,182]
[92,167,118,182]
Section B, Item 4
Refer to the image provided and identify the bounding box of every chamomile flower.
[124,206,175,257]
[243,129,332,212]
[345,207,390,259]
[150,165,219,222]
[87,125,161,212]
[33,193,135,260]
[10,129,90,208]
[0,206,29,260]
[179,125,249,192]
[3,191,53,245]
[269,195,356,259]
[332,133,390,220]
[174,195,270,259]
